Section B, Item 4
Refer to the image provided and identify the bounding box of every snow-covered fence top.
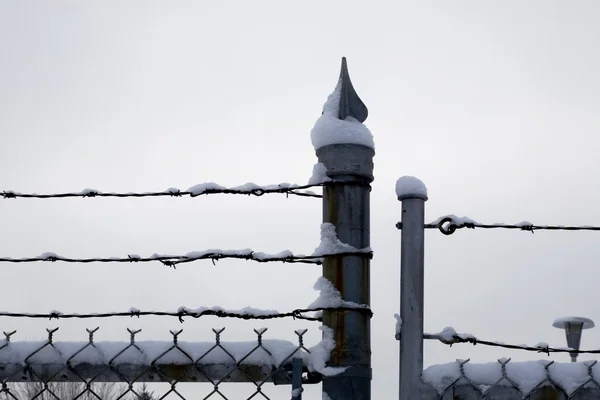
[420,358,600,400]
[0,327,338,386]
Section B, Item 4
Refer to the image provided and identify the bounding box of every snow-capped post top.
[396,176,428,201]
[313,58,375,182]
[310,57,375,151]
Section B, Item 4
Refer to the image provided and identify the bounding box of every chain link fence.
[0,327,322,400]
[420,358,600,399]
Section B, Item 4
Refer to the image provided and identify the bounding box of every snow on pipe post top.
[312,58,374,400]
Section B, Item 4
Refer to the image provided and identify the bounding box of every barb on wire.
[396,214,600,235]
[0,249,373,268]
[0,182,335,200]
[0,305,374,323]
[424,328,600,355]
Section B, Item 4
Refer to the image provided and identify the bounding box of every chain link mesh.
[421,358,600,399]
[0,327,320,400]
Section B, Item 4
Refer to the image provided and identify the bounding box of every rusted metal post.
[396,176,428,400]
[318,145,373,400]
[313,57,373,400]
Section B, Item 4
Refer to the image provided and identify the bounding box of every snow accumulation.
[167,249,297,262]
[308,163,332,185]
[5,181,323,199]
[429,215,537,229]
[21,229,370,264]
[24,249,306,263]
[312,223,371,257]
[429,215,478,226]
[427,327,475,343]
[0,326,342,376]
[310,79,374,151]
[395,176,428,200]
[177,305,280,317]
[308,277,368,310]
[308,326,347,376]
[13,274,369,321]
[186,182,305,195]
[423,359,600,396]
[39,252,59,259]
[394,314,402,334]
[181,248,253,259]
[80,188,100,195]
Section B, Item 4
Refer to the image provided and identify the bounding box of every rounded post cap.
[396,176,428,201]
[553,316,595,329]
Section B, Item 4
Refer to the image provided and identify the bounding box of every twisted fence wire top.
[422,357,600,399]
[0,326,325,399]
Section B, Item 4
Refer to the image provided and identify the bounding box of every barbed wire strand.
[0,250,373,268]
[0,306,373,323]
[424,333,600,355]
[396,216,600,235]
[1,183,326,199]
[2,182,375,201]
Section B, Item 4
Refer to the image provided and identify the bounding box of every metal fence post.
[316,58,374,400]
[291,357,303,400]
[397,177,427,400]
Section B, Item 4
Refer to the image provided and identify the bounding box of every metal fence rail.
[0,327,321,400]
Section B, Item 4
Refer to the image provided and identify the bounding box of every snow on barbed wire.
[1,223,372,266]
[2,180,326,199]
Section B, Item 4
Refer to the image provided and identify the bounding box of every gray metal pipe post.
[291,358,303,400]
[398,181,427,400]
[318,144,373,400]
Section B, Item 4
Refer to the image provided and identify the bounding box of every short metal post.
[291,358,303,400]
[552,316,595,362]
[397,178,427,400]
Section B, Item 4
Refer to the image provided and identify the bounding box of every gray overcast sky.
[1,1,600,398]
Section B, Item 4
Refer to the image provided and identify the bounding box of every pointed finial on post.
[311,57,374,151]
[338,57,368,123]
